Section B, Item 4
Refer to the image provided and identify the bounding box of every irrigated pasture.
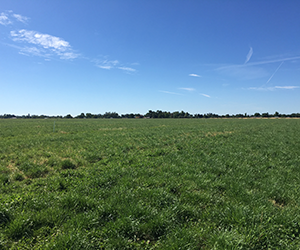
[1,118,300,249]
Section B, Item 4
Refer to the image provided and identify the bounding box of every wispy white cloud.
[159,90,183,95]
[19,46,45,57]
[248,85,299,91]
[248,87,275,91]
[274,86,299,89]
[200,93,211,98]
[0,11,29,25]
[92,59,119,69]
[189,73,201,77]
[118,66,136,72]
[245,47,253,64]
[0,12,11,25]
[108,60,119,66]
[95,59,119,69]
[217,56,300,71]
[179,88,195,91]
[11,29,70,50]
[214,54,300,83]
[10,29,78,59]
[5,43,53,59]
[95,58,137,72]
[12,14,29,24]
[245,56,300,67]
[97,65,113,70]
[59,52,79,60]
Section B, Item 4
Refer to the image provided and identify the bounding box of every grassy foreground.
[1,118,300,249]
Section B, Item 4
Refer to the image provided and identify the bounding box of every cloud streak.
[11,29,70,51]
[96,59,119,69]
[159,90,183,95]
[95,59,137,72]
[245,47,253,64]
[215,55,300,82]
[19,46,47,57]
[10,29,78,59]
[12,14,29,24]
[97,65,113,70]
[118,66,136,72]
[265,61,284,85]
[217,56,300,71]
[0,11,29,25]
[200,93,211,98]
[249,85,299,91]
[274,86,299,89]
[244,56,300,67]
[0,12,11,25]
[179,88,195,91]
[189,73,201,77]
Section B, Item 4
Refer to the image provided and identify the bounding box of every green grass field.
[1,118,300,249]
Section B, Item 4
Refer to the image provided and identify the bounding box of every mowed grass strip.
[0,118,300,249]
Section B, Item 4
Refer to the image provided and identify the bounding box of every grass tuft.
[61,159,77,170]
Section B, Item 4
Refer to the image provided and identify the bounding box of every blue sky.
[1,0,300,116]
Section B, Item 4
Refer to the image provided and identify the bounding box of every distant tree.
[3,114,16,119]
[290,113,300,117]
[184,112,191,118]
[194,114,204,118]
[145,110,154,118]
[179,111,186,118]
[262,112,269,118]
[103,112,120,118]
[85,113,93,119]
[152,111,158,118]
[76,113,86,118]
[172,111,180,118]
[254,112,261,117]
[204,113,218,118]
[64,114,73,119]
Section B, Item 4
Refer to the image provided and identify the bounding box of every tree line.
[1,110,300,119]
